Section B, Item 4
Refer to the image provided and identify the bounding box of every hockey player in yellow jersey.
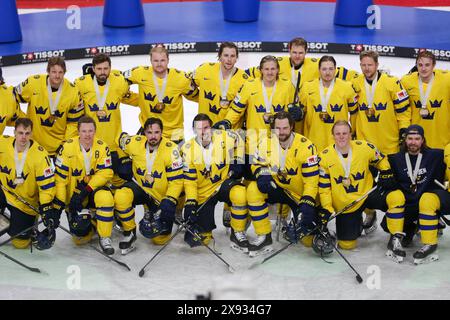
[182,113,246,249]
[15,57,84,157]
[75,53,139,184]
[318,121,403,254]
[401,51,450,150]
[114,118,183,254]
[0,118,57,250]
[301,55,358,152]
[53,116,115,255]
[0,68,23,134]
[414,142,450,264]
[352,50,410,156]
[123,45,198,144]
[245,38,359,134]
[245,112,320,256]
[192,42,249,129]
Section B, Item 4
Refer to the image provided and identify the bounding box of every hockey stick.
[176,218,235,273]
[138,224,183,277]
[0,248,43,274]
[1,184,131,271]
[433,179,450,226]
[250,186,377,269]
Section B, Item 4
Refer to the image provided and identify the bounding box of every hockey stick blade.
[0,249,43,274]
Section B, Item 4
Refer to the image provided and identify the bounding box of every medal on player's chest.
[219,66,234,109]
[342,177,351,187]
[155,102,166,112]
[153,71,168,113]
[410,183,417,193]
[263,112,273,124]
[96,110,107,119]
[47,78,63,125]
[336,146,352,189]
[277,169,288,180]
[319,112,331,121]
[220,98,230,107]
[48,114,56,124]
[146,144,157,185]
[419,108,429,118]
[13,142,30,186]
[83,175,91,184]
[14,177,24,185]
[262,80,276,125]
[365,108,375,116]
[145,173,154,184]
[319,79,335,123]
[405,152,422,194]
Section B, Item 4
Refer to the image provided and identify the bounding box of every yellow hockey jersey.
[445,143,450,191]
[123,66,197,142]
[15,75,84,155]
[0,136,55,216]
[401,70,450,149]
[318,140,390,214]
[182,129,242,204]
[251,133,319,202]
[352,72,410,155]
[74,71,138,153]
[0,84,23,134]
[301,78,358,152]
[54,136,113,204]
[193,62,248,129]
[120,135,183,203]
[225,77,294,156]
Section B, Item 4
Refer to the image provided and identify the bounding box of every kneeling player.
[413,142,450,264]
[0,118,57,250]
[114,117,183,254]
[54,116,115,254]
[182,114,246,250]
[318,121,404,259]
[246,112,320,256]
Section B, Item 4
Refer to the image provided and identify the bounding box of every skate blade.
[386,250,404,263]
[363,224,378,235]
[230,243,249,254]
[414,254,439,265]
[113,224,124,233]
[120,246,136,256]
[248,246,273,258]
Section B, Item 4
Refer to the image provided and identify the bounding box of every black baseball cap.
[405,124,424,138]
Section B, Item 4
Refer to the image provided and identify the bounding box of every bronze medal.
[155,102,165,112]
[48,115,56,123]
[319,112,330,121]
[419,108,429,118]
[145,173,154,184]
[220,98,230,107]
[365,108,375,116]
[83,175,91,184]
[263,112,273,124]
[342,177,351,187]
[14,177,24,185]
[277,169,288,180]
[97,110,107,119]
[410,183,417,193]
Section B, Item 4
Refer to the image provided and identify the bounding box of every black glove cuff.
[300,195,316,207]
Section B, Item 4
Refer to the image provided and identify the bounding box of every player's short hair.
[359,50,379,64]
[259,55,280,80]
[218,42,239,59]
[144,117,163,131]
[416,50,436,66]
[150,44,169,59]
[15,118,33,130]
[271,111,295,129]
[331,120,352,135]
[319,55,337,68]
[192,113,212,128]
[77,115,96,131]
[92,53,111,67]
[47,57,67,73]
[288,37,308,51]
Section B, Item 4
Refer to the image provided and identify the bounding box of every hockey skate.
[438,218,446,236]
[248,233,273,257]
[119,229,137,255]
[362,211,377,235]
[413,244,438,265]
[230,229,249,253]
[386,233,406,263]
[99,237,115,256]
[223,208,231,235]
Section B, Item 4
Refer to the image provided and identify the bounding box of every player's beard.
[96,74,108,84]
[149,138,160,147]
[407,143,421,155]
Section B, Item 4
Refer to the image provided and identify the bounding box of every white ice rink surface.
[1,53,449,300]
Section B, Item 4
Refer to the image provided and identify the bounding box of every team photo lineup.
[1,37,450,273]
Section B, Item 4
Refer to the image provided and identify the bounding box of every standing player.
[0,67,23,134]
[182,114,246,249]
[75,53,138,182]
[401,51,450,150]
[301,55,358,152]
[114,118,184,254]
[246,112,319,256]
[192,42,249,129]
[15,57,84,157]
[53,116,115,255]
[0,118,56,250]
[123,45,198,145]
[318,120,401,253]
[380,125,445,260]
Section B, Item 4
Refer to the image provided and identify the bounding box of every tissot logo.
[351,45,395,54]
[233,41,262,50]
[22,50,65,60]
[415,48,450,58]
[157,42,196,50]
[308,42,329,50]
